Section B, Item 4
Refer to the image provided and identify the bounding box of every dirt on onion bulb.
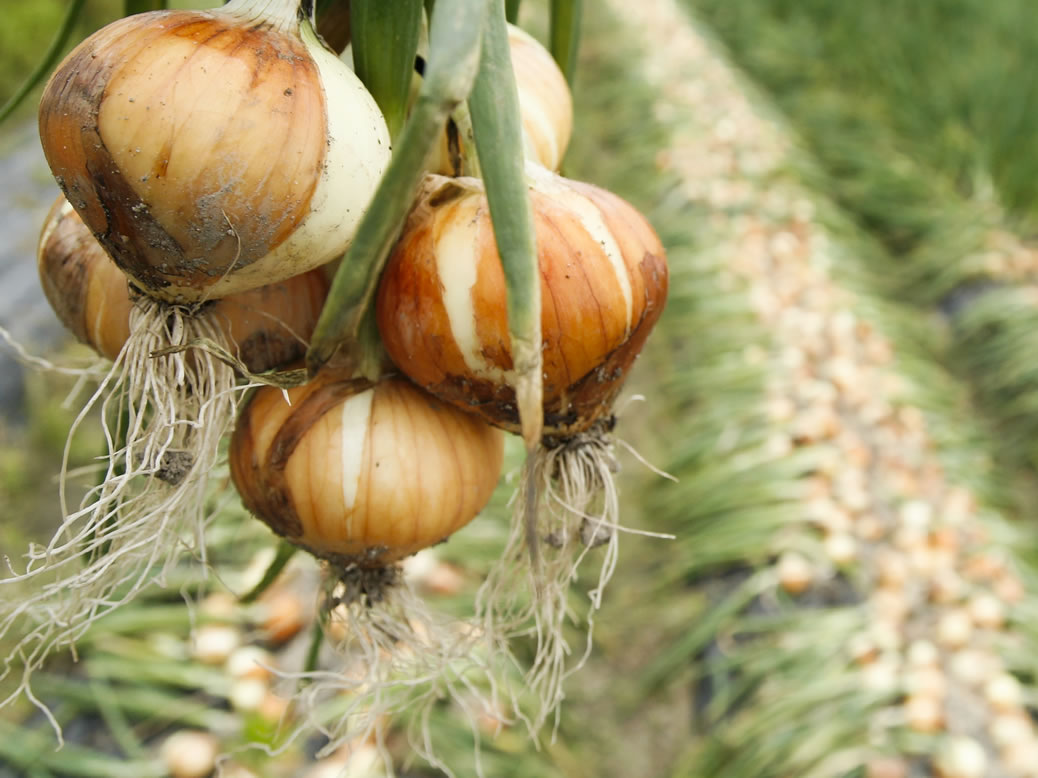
[376,164,668,729]
[1,0,390,712]
[38,196,329,371]
[229,371,505,752]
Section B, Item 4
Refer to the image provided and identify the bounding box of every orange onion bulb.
[230,373,504,566]
[37,197,329,372]
[375,166,668,437]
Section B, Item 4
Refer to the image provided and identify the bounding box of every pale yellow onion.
[160,731,220,778]
[230,373,504,566]
[39,0,389,303]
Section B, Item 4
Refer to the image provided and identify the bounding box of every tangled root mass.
[0,299,242,727]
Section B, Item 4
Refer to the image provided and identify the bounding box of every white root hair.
[275,564,507,778]
[476,424,629,738]
[0,298,242,730]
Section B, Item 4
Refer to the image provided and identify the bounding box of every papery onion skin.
[38,196,330,373]
[375,169,669,436]
[230,374,504,566]
[38,1,390,303]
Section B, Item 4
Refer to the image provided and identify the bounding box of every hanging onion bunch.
[375,162,668,724]
[2,0,391,701]
[229,369,505,749]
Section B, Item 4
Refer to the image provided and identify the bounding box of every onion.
[435,24,573,174]
[375,164,666,733]
[38,0,389,303]
[376,166,668,437]
[38,196,329,371]
[229,372,504,567]
[230,372,506,757]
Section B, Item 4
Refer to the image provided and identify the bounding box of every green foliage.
[689,0,1038,289]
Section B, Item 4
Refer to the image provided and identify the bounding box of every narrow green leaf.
[32,673,237,730]
[306,0,490,375]
[549,0,582,85]
[0,720,164,778]
[468,2,542,447]
[505,0,521,24]
[303,616,325,675]
[351,0,423,142]
[124,0,167,14]
[468,2,542,568]
[239,540,298,604]
[89,678,148,761]
[0,0,87,125]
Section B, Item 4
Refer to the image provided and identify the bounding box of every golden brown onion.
[38,196,329,372]
[230,373,504,566]
[375,167,669,436]
[38,0,389,303]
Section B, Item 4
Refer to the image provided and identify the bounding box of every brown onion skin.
[375,173,669,436]
[230,374,504,567]
[316,0,351,54]
[38,196,330,372]
[38,197,134,361]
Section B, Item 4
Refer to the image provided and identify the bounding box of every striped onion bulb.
[435,24,572,174]
[375,166,668,436]
[230,373,504,566]
[508,24,573,171]
[37,197,329,373]
[38,0,390,303]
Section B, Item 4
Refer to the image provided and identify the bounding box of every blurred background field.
[4,0,1038,776]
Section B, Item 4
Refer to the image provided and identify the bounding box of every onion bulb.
[377,170,667,735]
[230,372,504,567]
[508,25,574,172]
[38,0,390,303]
[38,196,329,371]
[229,372,507,756]
[436,24,573,174]
[376,165,668,437]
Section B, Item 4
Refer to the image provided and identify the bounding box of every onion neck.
[222,0,311,33]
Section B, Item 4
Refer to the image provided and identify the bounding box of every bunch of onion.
[229,368,506,755]
[375,161,669,726]
[2,0,390,708]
